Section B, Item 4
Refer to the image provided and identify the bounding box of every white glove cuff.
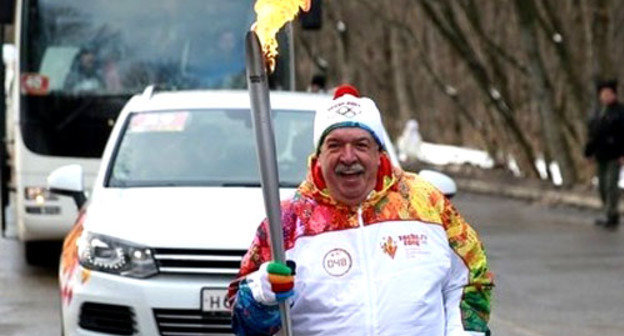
[246,263,277,306]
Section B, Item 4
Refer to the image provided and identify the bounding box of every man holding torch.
[227,84,493,336]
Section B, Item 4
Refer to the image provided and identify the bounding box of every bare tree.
[293,0,624,185]
[514,0,577,186]
[417,0,540,177]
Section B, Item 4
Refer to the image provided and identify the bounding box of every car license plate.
[201,288,230,312]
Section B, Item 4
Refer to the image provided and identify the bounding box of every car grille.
[153,248,246,275]
[79,302,136,335]
[153,309,232,336]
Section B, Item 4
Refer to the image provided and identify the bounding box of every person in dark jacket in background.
[307,74,327,93]
[584,79,624,229]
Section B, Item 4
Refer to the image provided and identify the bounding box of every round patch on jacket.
[323,248,352,277]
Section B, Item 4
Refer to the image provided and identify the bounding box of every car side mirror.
[2,43,14,63]
[0,0,15,24]
[47,164,87,209]
[418,170,457,199]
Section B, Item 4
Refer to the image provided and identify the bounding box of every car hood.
[83,187,297,249]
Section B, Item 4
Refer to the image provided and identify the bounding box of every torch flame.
[252,0,311,72]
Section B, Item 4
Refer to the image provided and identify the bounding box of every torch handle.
[245,31,294,336]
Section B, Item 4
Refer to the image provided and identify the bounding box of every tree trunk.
[390,27,413,131]
[418,0,541,177]
[327,1,354,83]
[536,0,588,143]
[589,0,613,80]
[514,0,577,187]
[585,0,613,113]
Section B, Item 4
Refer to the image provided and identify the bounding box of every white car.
[48,88,456,336]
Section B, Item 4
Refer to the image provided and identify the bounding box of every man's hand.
[245,261,296,306]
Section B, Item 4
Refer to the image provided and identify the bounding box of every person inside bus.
[204,30,245,88]
[64,48,104,93]
[102,51,122,93]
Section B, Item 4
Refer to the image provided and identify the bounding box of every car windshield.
[107,109,315,188]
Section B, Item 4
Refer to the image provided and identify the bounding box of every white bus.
[0,0,319,264]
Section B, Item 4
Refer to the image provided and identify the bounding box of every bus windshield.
[19,0,293,158]
[23,0,253,94]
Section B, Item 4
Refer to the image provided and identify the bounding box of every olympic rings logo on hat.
[335,105,361,118]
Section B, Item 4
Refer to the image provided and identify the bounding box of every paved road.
[0,239,60,335]
[1,192,623,335]
[467,194,624,336]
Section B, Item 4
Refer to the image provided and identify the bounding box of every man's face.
[599,87,617,106]
[317,127,380,206]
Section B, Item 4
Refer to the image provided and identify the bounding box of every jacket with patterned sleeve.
[227,166,494,336]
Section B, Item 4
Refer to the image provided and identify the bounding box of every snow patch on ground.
[418,142,494,169]
[411,141,621,188]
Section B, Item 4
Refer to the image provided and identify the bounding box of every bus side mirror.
[300,0,322,30]
[418,170,457,199]
[47,164,87,209]
[0,0,15,24]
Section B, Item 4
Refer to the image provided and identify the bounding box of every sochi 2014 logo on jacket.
[381,233,428,259]
[381,236,398,259]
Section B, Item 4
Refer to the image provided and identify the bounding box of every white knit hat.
[313,85,386,151]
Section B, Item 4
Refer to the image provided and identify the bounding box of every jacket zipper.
[357,206,377,336]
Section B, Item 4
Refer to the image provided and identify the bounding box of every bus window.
[18,0,292,158]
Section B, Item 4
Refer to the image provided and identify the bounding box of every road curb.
[454,177,605,210]
[408,161,624,212]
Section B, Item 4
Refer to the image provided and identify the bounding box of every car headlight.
[77,232,158,278]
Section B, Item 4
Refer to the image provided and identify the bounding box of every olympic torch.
[245,31,293,336]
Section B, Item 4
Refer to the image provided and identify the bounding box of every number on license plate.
[201,288,230,312]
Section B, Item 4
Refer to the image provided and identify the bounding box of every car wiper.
[279,183,300,188]
[110,181,299,188]
[222,182,261,187]
[107,179,127,187]
[108,181,183,188]
[222,182,299,188]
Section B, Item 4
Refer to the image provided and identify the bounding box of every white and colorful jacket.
[228,167,493,336]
